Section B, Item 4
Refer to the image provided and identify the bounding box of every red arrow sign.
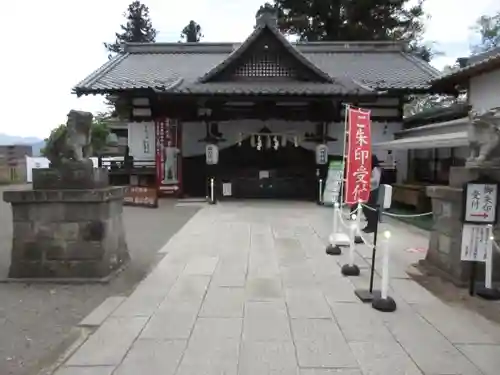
[470,213,488,218]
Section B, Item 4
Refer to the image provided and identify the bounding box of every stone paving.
[54,202,500,375]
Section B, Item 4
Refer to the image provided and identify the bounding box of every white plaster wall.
[182,120,402,158]
[126,119,405,180]
[469,69,500,112]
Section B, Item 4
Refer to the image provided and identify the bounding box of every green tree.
[104,1,157,58]
[103,2,157,114]
[180,20,203,42]
[261,0,433,61]
[471,11,500,54]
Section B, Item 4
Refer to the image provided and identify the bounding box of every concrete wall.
[469,68,500,112]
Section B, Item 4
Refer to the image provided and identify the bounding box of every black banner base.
[476,286,500,300]
[354,236,363,244]
[326,244,342,255]
[341,264,360,276]
[354,289,381,303]
[372,295,397,312]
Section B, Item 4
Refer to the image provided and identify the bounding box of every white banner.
[128,122,155,160]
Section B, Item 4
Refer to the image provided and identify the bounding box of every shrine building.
[73,10,441,201]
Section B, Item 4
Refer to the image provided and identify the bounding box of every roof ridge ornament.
[255,4,278,28]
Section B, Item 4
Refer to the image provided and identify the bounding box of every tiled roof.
[173,81,369,96]
[74,37,440,96]
[431,46,500,87]
[404,103,470,126]
[198,22,333,84]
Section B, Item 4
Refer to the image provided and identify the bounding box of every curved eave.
[73,85,431,97]
[431,54,500,89]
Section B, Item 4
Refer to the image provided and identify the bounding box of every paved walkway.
[54,202,500,375]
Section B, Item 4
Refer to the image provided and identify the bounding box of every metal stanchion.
[341,220,360,276]
[208,177,216,204]
[326,202,342,255]
[372,230,397,312]
[318,178,324,205]
[354,206,381,303]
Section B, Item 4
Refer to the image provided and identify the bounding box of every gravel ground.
[0,185,200,375]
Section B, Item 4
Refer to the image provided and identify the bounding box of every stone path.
[54,202,500,375]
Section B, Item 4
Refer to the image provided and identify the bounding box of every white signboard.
[206,144,219,165]
[25,156,50,183]
[222,183,232,196]
[464,183,497,223]
[259,170,270,179]
[128,122,155,160]
[322,161,343,205]
[315,144,328,165]
[460,224,492,262]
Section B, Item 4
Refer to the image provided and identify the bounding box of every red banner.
[345,107,372,205]
[155,118,182,196]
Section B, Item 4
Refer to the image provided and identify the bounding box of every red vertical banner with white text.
[345,107,372,205]
[155,118,182,196]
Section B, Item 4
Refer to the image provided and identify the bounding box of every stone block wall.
[426,167,500,286]
[3,187,129,279]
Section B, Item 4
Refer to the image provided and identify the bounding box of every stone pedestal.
[3,184,129,279]
[32,162,108,190]
[425,167,500,286]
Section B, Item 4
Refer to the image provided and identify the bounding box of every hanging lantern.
[294,136,298,147]
[206,144,219,165]
[281,135,287,147]
[315,144,328,165]
[250,134,256,148]
[238,132,243,146]
[273,136,279,150]
[256,136,262,150]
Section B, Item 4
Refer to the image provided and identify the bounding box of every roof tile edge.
[124,40,408,54]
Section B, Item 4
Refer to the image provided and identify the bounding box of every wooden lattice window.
[234,52,295,78]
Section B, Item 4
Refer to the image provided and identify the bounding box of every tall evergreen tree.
[104,1,157,58]
[260,0,432,61]
[180,21,203,42]
[471,11,500,54]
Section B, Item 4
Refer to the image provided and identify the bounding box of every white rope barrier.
[383,211,433,218]
[360,203,433,218]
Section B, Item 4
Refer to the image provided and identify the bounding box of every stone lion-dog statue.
[466,106,500,167]
[45,110,93,168]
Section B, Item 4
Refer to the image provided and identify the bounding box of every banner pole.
[340,104,349,206]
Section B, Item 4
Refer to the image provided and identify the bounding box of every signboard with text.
[463,180,498,224]
[123,186,158,208]
[460,223,492,262]
[322,160,343,205]
[155,119,182,196]
[345,107,372,205]
[315,144,329,165]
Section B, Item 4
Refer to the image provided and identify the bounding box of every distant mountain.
[0,133,45,156]
[31,140,46,156]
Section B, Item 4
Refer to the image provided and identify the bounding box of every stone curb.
[0,262,128,285]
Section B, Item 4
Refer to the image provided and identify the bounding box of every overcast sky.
[1,0,499,139]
